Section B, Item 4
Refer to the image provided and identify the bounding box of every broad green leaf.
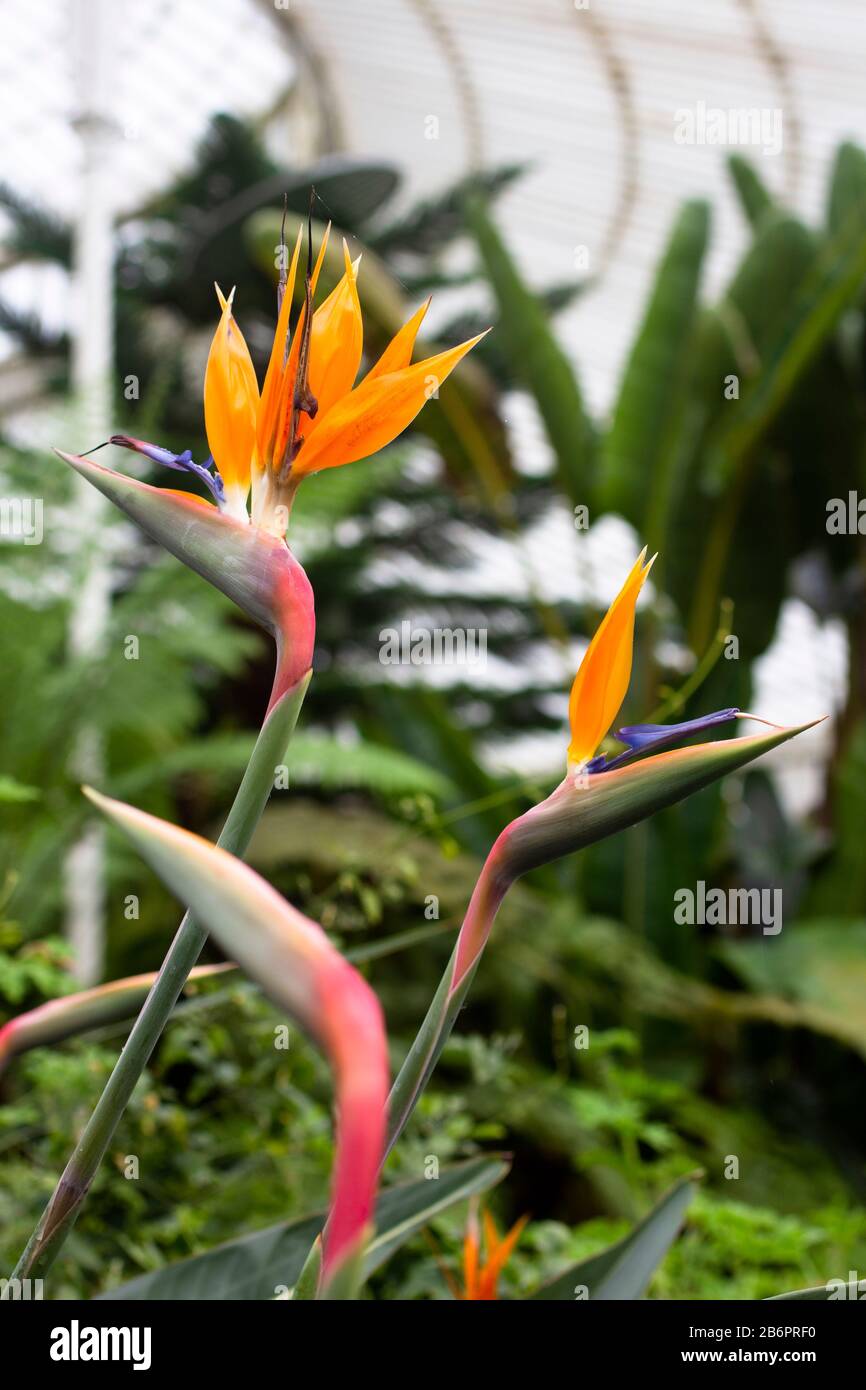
[601,200,710,540]
[727,154,775,229]
[466,194,592,506]
[97,1155,509,1301]
[704,212,866,486]
[291,1237,323,1302]
[827,141,866,236]
[276,158,400,227]
[529,1173,699,1300]
[179,155,400,237]
[723,213,816,354]
[666,212,816,656]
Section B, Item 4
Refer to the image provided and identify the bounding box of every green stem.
[7,671,311,1289]
[385,846,509,1154]
[384,947,479,1155]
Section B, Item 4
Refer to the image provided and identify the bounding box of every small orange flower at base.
[448,1204,528,1301]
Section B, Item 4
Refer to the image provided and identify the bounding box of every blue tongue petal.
[586,708,741,773]
[110,435,226,508]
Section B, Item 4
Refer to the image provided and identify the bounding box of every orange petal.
[291,331,487,477]
[256,227,304,469]
[462,1227,480,1301]
[567,549,656,768]
[272,224,333,467]
[283,221,332,385]
[204,287,260,499]
[302,240,363,431]
[486,1213,527,1278]
[476,1211,527,1300]
[482,1208,500,1256]
[364,299,431,384]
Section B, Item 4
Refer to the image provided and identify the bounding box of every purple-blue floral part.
[586,708,741,774]
[109,435,226,507]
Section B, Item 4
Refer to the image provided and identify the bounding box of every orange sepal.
[475,1212,528,1300]
[204,287,260,497]
[272,223,332,468]
[567,549,656,769]
[256,227,304,469]
[364,298,431,384]
[462,1222,480,1301]
[291,330,487,477]
[302,239,363,432]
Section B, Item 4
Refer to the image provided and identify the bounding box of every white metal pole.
[64,0,116,984]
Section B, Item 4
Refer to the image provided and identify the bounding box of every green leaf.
[291,1237,323,1302]
[166,147,399,232]
[600,200,710,538]
[279,158,400,228]
[722,213,817,356]
[529,1173,699,1299]
[96,1155,509,1300]
[666,213,817,657]
[466,194,592,506]
[705,211,866,485]
[827,141,866,236]
[727,154,775,229]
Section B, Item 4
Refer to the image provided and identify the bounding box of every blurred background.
[1,0,866,1298]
